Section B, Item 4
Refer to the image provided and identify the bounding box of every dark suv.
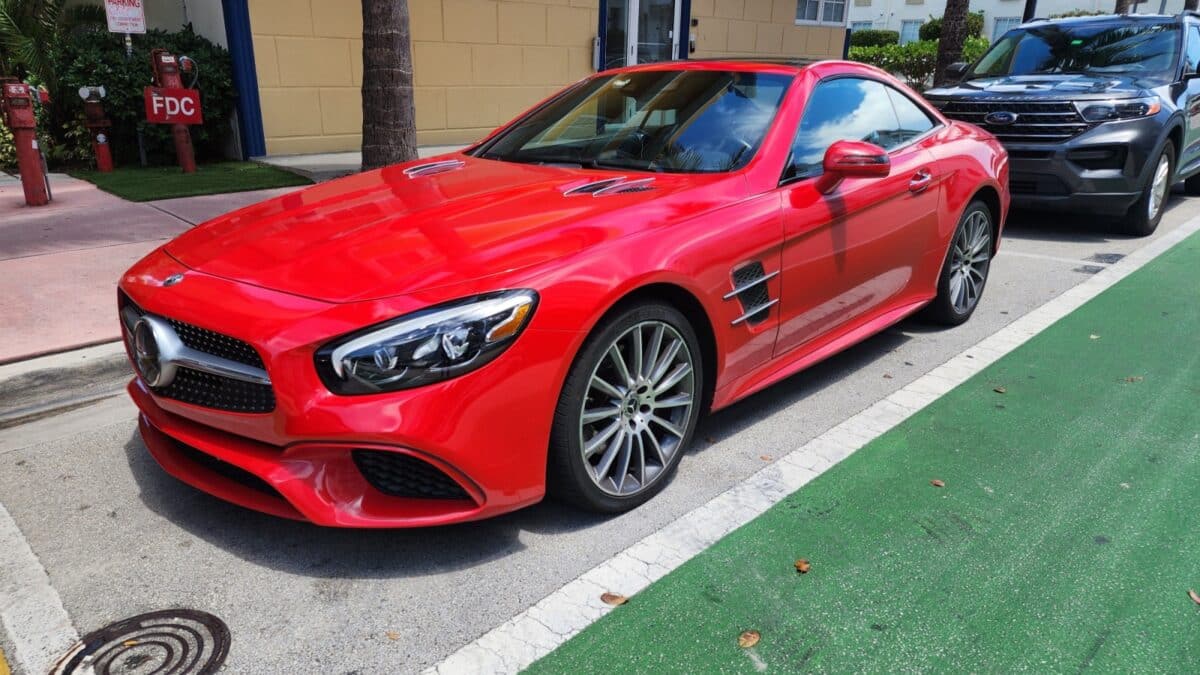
[925,13,1200,235]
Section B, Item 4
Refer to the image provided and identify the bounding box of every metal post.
[126,33,148,167]
[1022,0,1037,22]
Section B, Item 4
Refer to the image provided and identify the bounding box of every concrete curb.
[0,343,130,428]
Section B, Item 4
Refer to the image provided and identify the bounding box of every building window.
[850,21,874,32]
[796,0,846,24]
[993,16,1022,41]
[900,20,921,44]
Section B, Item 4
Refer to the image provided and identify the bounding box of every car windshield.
[968,21,1180,84]
[474,70,793,173]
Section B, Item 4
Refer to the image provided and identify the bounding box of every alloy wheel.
[1148,152,1171,221]
[578,321,696,497]
[949,209,991,314]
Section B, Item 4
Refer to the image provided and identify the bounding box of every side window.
[885,87,936,144]
[1187,26,1200,75]
[787,77,900,180]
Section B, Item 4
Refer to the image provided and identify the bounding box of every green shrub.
[919,11,985,41]
[0,124,15,172]
[849,36,990,91]
[56,27,235,167]
[849,29,900,48]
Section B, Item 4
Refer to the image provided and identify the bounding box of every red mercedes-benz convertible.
[119,59,1008,527]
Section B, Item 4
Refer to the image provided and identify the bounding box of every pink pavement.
[0,173,301,364]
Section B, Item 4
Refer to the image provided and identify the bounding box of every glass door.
[602,0,682,69]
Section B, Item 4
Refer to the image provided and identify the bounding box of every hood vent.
[403,159,465,178]
[563,176,656,197]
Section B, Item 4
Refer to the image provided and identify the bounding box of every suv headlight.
[1075,97,1161,123]
[315,290,538,395]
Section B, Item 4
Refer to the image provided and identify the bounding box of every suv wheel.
[1124,143,1174,237]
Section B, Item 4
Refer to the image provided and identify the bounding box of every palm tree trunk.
[361,0,418,170]
[1187,0,1199,12]
[1114,0,1133,14]
[934,0,969,87]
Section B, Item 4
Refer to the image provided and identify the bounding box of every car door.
[774,77,942,356]
[1179,24,1200,175]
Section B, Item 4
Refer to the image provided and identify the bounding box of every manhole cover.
[51,609,229,675]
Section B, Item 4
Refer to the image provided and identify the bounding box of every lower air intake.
[353,450,472,500]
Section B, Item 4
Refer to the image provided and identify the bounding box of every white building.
[849,0,1191,45]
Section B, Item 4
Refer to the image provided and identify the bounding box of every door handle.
[909,169,933,194]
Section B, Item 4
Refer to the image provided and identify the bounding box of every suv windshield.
[475,70,793,173]
[969,20,1180,84]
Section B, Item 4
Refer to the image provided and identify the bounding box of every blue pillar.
[221,0,266,158]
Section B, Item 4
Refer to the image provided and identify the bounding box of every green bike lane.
[529,230,1200,674]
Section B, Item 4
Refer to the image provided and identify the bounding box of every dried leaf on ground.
[122,640,139,647]
[993,386,1007,394]
[600,592,628,606]
[883,373,893,379]
[760,454,772,461]
[794,558,811,574]
[1189,590,1200,606]
[1089,334,1101,340]
[738,630,761,648]
[385,631,400,641]
[1123,376,1144,383]
[930,479,946,488]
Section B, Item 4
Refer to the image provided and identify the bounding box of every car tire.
[547,301,704,513]
[1124,143,1174,237]
[922,200,993,326]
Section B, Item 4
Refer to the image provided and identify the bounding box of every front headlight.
[315,290,538,395]
[1075,96,1161,123]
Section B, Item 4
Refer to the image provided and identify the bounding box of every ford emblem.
[984,111,1018,126]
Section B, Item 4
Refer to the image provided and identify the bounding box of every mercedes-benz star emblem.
[984,111,1018,126]
[132,318,177,388]
[163,273,185,287]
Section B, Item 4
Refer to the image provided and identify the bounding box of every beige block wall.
[249,0,842,155]
[250,0,595,155]
[692,0,845,61]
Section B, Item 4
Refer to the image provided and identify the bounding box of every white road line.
[428,214,1200,675]
[0,502,79,675]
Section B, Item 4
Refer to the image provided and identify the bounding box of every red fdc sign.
[143,87,202,125]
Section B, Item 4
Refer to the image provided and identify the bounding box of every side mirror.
[944,62,969,83]
[816,140,890,194]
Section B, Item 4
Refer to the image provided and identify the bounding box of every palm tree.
[1113,0,1133,14]
[934,0,969,87]
[361,0,418,171]
[1187,0,1199,11]
[0,0,105,93]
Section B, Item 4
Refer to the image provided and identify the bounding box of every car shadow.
[122,434,611,579]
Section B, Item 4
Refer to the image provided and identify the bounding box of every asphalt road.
[1,194,1197,674]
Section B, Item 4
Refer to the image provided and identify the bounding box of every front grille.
[353,450,472,500]
[173,441,282,498]
[940,100,1094,144]
[166,318,265,369]
[159,367,276,413]
[119,292,275,413]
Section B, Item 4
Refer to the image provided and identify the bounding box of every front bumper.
[1003,115,1164,213]
[121,249,575,527]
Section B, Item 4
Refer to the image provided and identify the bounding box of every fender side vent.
[403,159,465,178]
[725,262,778,326]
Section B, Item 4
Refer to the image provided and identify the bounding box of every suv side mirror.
[816,140,890,194]
[944,62,969,82]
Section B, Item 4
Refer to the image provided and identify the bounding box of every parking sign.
[104,0,146,34]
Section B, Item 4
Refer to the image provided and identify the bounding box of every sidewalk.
[528,229,1200,672]
[0,173,301,364]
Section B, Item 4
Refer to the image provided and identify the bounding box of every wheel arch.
[970,184,1004,254]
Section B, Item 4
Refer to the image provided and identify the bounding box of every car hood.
[166,156,731,303]
[926,73,1152,100]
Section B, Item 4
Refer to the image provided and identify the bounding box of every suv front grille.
[939,100,1094,144]
[353,450,472,500]
[119,292,275,413]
